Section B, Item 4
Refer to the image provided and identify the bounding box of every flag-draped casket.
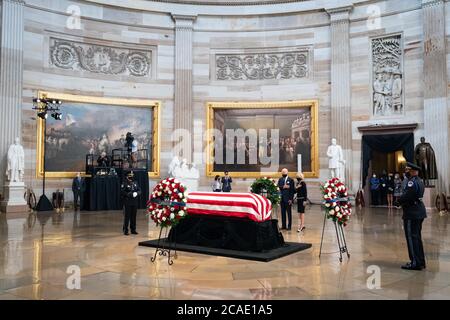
[186,192,272,222]
[168,191,283,252]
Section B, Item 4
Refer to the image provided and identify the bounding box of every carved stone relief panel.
[215,49,309,80]
[49,38,152,77]
[371,34,403,116]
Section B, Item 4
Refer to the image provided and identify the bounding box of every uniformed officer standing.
[121,171,141,235]
[398,162,427,270]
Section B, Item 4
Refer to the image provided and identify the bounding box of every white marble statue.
[168,156,180,177]
[6,137,25,183]
[167,156,200,191]
[326,138,345,180]
[180,158,190,177]
[189,163,200,179]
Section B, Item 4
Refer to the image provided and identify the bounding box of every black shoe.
[131,231,138,235]
[280,227,287,230]
[401,262,423,270]
[124,231,129,236]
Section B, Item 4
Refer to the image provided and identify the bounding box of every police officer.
[121,171,141,235]
[398,162,426,270]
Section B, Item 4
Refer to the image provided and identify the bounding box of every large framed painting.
[36,92,160,178]
[206,100,319,178]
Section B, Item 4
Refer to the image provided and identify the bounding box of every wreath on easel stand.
[146,177,188,265]
[319,177,351,262]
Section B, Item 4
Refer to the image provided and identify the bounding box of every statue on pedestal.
[414,137,437,187]
[6,137,25,183]
[168,156,200,191]
[1,137,27,213]
[327,138,345,181]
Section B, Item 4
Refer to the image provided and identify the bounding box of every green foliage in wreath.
[250,177,281,206]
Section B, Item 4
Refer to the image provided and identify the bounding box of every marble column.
[422,0,449,195]
[327,6,353,188]
[172,14,196,163]
[0,0,25,188]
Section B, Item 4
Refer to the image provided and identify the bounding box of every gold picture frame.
[36,91,161,178]
[206,100,319,178]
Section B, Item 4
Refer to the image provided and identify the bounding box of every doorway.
[370,150,406,176]
[361,132,415,207]
[367,149,406,206]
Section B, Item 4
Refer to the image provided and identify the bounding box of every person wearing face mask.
[121,171,141,236]
[295,172,307,232]
[386,173,395,208]
[399,162,426,270]
[370,173,380,206]
[277,168,295,230]
[72,172,85,210]
[221,171,232,192]
[379,170,388,206]
[393,173,403,208]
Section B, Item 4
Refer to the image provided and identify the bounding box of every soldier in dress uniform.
[398,162,427,270]
[121,171,141,236]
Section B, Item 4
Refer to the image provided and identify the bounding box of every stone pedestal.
[0,181,28,213]
[422,187,437,211]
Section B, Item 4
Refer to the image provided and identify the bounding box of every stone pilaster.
[327,6,352,188]
[422,0,449,194]
[0,0,25,188]
[172,14,196,163]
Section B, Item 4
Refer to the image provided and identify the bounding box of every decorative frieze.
[49,38,152,77]
[215,51,309,80]
[371,34,403,116]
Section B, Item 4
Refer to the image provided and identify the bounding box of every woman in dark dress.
[295,172,307,232]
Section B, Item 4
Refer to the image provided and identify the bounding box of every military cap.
[126,171,134,177]
[405,162,421,171]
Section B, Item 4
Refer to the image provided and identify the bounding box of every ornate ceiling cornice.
[146,0,308,6]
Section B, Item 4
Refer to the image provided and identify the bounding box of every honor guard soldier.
[121,171,141,235]
[399,162,427,270]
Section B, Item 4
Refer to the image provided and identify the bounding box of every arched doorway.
[358,124,417,206]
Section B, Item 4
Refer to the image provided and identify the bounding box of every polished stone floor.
[0,205,449,300]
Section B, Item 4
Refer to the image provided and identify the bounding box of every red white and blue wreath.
[320,177,352,226]
[147,178,188,228]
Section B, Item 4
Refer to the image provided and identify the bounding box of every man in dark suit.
[72,172,85,210]
[221,171,233,192]
[277,168,295,230]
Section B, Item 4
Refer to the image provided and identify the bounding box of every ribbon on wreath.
[148,198,187,207]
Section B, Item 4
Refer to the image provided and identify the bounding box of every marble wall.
[20,0,175,197]
[0,0,448,204]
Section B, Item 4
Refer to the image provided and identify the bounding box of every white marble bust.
[168,156,181,178]
[326,138,345,180]
[6,137,25,183]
